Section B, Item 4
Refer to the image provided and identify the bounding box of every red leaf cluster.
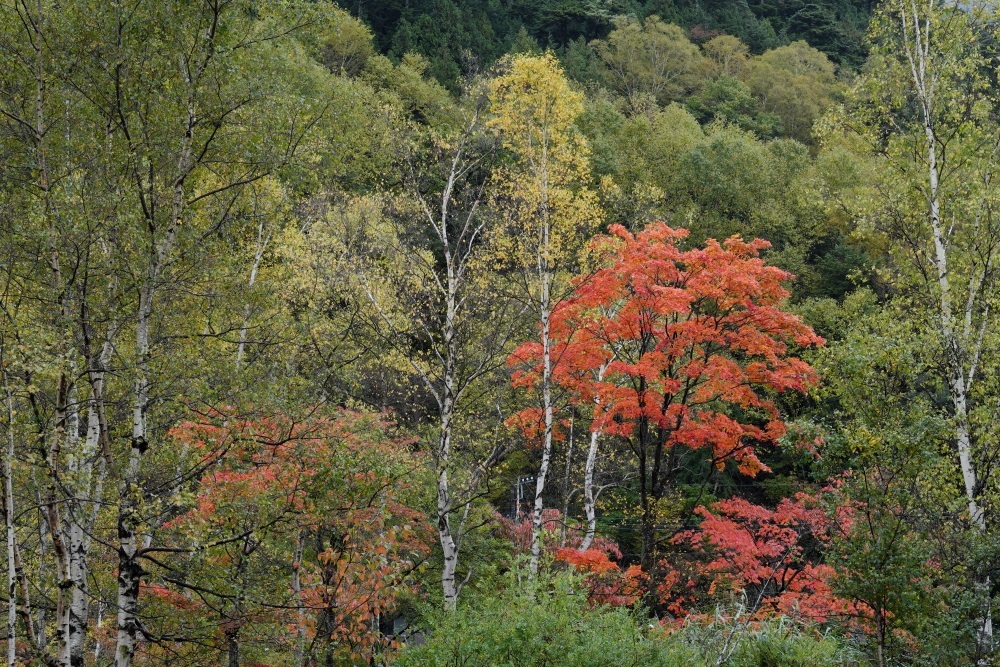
[509,221,824,475]
[150,409,432,663]
[663,485,859,623]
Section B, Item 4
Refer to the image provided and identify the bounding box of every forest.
[0,0,998,665]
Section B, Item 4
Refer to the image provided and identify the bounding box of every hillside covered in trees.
[0,0,999,666]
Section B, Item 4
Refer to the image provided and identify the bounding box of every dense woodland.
[1,0,1000,665]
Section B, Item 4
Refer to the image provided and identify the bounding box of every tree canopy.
[1,1,998,666]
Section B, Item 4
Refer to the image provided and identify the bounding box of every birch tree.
[836,1,1000,658]
[489,53,600,576]
[1,365,16,667]
[290,100,520,609]
[0,2,332,665]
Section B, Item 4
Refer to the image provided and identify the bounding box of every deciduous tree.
[510,222,823,591]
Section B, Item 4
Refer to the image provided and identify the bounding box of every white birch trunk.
[236,217,270,368]
[4,387,16,667]
[581,428,602,551]
[437,418,460,609]
[581,362,610,551]
[526,110,558,577]
[433,145,470,610]
[63,336,111,667]
[116,285,152,667]
[115,28,197,658]
[364,113,500,610]
[900,1,993,654]
[528,229,553,576]
[50,394,74,667]
[93,604,103,665]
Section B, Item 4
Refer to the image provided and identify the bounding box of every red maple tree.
[509,222,824,584]
[664,484,859,623]
[144,409,431,666]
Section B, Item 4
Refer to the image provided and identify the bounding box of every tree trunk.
[4,387,16,667]
[292,531,305,667]
[876,606,886,667]
[559,413,574,547]
[49,398,73,667]
[900,4,993,653]
[437,224,464,610]
[236,217,269,369]
[437,409,460,610]
[925,100,993,663]
[581,428,601,551]
[116,287,152,667]
[581,363,609,551]
[529,251,553,576]
[63,343,110,667]
[33,482,47,655]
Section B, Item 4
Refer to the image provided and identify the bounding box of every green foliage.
[814,294,987,664]
[398,570,861,666]
[397,570,681,667]
[591,16,704,109]
[3,1,999,665]
[686,75,782,137]
[725,623,858,667]
[343,0,870,87]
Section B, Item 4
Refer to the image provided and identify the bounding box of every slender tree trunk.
[236,217,269,369]
[292,530,306,667]
[116,287,152,667]
[4,387,16,667]
[49,394,73,667]
[581,428,601,551]
[69,336,111,667]
[876,606,886,667]
[904,6,994,652]
[580,362,609,551]
[436,291,459,609]
[437,216,464,610]
[33,481,46,655]
[559,413,574,546]
[226,633,239,667]
[369,116,497,611]
[437,409,460,610]
[94,603,103,666]
[529,267,553,576]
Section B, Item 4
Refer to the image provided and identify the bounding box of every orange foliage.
[555,548,647,607]
[663,484,859,623]
[496,509,641,606]
[146,409,432,665]
[509,221,823,479]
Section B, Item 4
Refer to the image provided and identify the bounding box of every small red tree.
[509,222,823,583]
[665,486,859,623]
[494,509,644,606]
[147,409,431,667]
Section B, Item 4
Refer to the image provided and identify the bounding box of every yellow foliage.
[487,53,601,274]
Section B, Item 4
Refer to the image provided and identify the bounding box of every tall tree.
[511,223,822,584]
[591,16,703,113]
[834,1,1000,657]
[315,100,519,610]
[489,53,600,576]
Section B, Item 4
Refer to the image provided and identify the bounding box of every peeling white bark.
[4,387,16,667]
[528,270,553,575]
[581,361,610,551]
[898,0,994,655]
[361,110,507,609]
